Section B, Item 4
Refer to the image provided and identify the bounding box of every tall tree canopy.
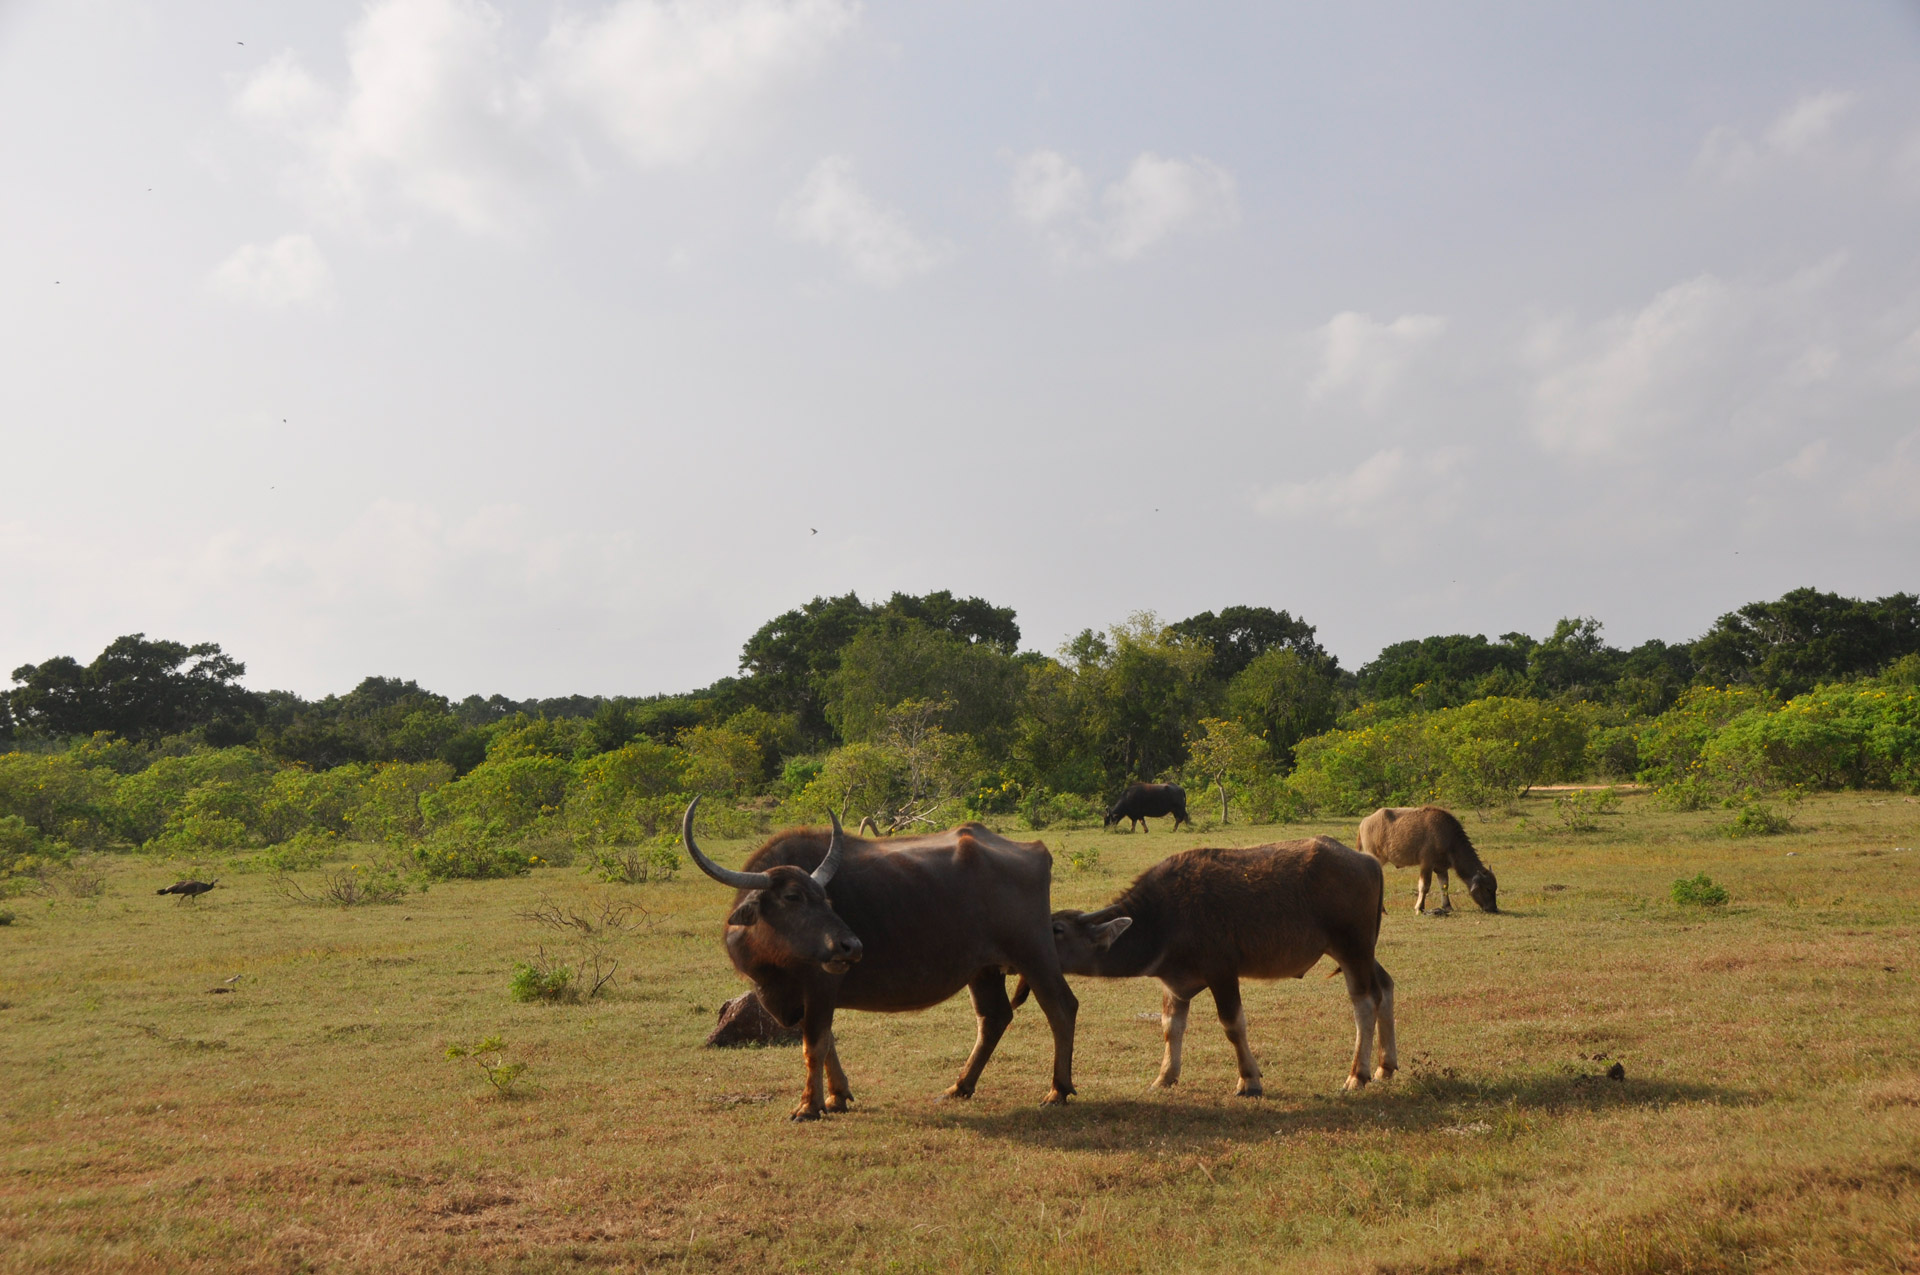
[1691,588,1920,696]
[7,634,262,745]
[1168,606,1326,682]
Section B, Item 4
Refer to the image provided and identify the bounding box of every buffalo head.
[683,799,864,985]
[1467,868,1499,913]
[1045,907,1134,975]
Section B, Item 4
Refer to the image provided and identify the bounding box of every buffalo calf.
[1018,838,1396,1094]
[1357,805,1498,913]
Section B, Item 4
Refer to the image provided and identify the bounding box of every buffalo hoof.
[1374,1064,1397,1082]
[1342,1073,1369,1092]
[790,1104,824,1122]
[1041,1088,1073,1106]
[823,1094,852,1113]
[941,1083,976,1101]
[1234,1083,1264,1099]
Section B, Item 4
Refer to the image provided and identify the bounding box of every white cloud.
[1009,149,1086,227]
[235,0,858,233]
[1253,448,1465,545]
[544,0,856,167]
[1765,90,1857,154]
[780,156,949,286]
[1696,89,1857,180]
[1527,274,1744,456]
[1012,149,1238,262]
[1309,311,1447,409]
[207,234,334,308]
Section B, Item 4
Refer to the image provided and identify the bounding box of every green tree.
[1692,588,1920,696]
[1185,718,1270,823]
[8,634,263,745]
[1169,606,1326,682]
[1356,633,1532,708]
[1226,648,1340,768]
[824,620,1023,749]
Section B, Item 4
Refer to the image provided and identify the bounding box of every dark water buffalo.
[1357,805,1498,913]
[682,798,1082,1120]
[1103,782,1191,832]
[1016,838,1396,1093]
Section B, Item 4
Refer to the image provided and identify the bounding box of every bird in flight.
[810,528,818,535]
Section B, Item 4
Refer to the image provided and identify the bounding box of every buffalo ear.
[1092,916,1133,949]
[726,896,761,927]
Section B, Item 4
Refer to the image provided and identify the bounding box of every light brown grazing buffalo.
[682,799,1083,1121]
[1357,805,1499,914]
[1015,838,1396,1094]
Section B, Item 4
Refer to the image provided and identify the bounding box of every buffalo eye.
[1052,921,1067,938]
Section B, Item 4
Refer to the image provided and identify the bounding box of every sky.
[4,1,1920,700]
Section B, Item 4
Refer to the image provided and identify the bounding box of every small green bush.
[1724,802,1793,838]
[1671,873,1730,907]
[1022,787,1097,830]
[1063,845,1102,873]
[584,835,681,884]
[1553,788,1621,832]
[0,909,15,926]
[509,954,576,1003]
[446,1035,526,1096]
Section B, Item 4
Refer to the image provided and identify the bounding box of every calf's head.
[1047,907,1134,974]
[683,798,864,979]
[1467,868,1499,913]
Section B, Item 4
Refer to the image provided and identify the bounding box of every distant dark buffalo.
[1357,805,1499,913]
[1016,838,1396,1094]
[1103,782,1191,832]
[682,798,1082,1121]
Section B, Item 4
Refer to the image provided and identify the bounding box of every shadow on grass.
[921,1069,1746,1154]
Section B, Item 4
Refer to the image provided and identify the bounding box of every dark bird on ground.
[157,879,217,902]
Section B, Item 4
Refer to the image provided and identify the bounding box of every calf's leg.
[1415,867,1432,913]
[1435,868,1453,913]
[1371,961,1398,1081]
[946,970,1015,1100]
[1155,984,1193,1088]
[1211,978,1263,1097]
[1340,963,1379,1091]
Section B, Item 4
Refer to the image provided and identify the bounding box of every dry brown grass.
[1,791,1917,1272]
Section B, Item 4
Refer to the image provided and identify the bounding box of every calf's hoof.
[1342,1073,1369,1092]
[1373,1064,1397,1082]
[823,1093,852,1113]
[789,1103,825,1122]
[1233,1082,1264,1099]
[1041,1087,1073,1106]
[941,1082,976,1102]
[1151,1074,1179,1089]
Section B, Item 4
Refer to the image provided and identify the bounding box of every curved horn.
[682,797,773,891]
[812,810,844,887]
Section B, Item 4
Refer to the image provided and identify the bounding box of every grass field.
[2,791,1918,1273]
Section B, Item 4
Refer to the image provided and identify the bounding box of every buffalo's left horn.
[682,797,774,890]
[812,810,844,887]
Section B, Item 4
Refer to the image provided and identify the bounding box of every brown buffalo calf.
[1017,838,1396,1094]
[1357,805,1498,913]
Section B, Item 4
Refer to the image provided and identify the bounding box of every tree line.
[3,586,1917,880]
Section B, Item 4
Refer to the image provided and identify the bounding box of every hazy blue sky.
[5,1,1919,698]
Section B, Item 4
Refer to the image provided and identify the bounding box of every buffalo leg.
[1211,978,1263,1097]
[1155,984,1193,1088]
[946,970,1015,1100]
[1371,962,1398,1081]
[1435,869,1453,912]
[1340,962,1379,1090]
[1415,867,1432,913]
[1009,958,1079,1104]
[793,1001,838,1121]
[822,1031,854,1112]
